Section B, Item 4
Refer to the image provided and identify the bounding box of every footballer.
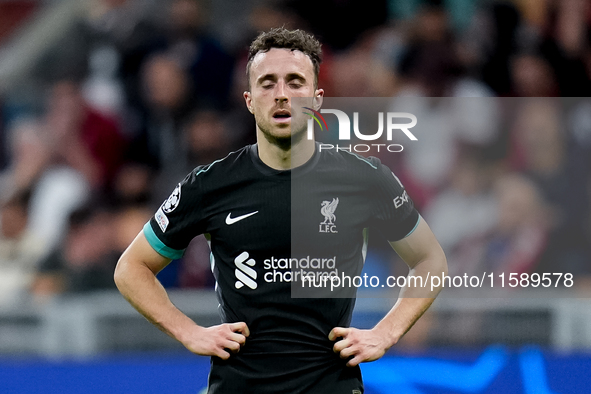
[115,28,447,393]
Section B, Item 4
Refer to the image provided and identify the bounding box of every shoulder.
[187,145,252,184]
[317,146,383,175]
[315,147,406,194]
[164,146,253,204]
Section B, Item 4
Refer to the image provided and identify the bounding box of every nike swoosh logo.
[225,211,259,225]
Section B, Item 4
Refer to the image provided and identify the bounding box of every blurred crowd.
[0,0,589,305]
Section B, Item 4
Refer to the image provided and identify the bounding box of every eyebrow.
[257,72,307,85]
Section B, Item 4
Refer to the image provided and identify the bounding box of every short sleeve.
[144,172,206,259]
[370,162,420,242]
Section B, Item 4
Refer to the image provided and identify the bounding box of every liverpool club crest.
[320,198,339,233]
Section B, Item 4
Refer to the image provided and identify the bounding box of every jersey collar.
[249,143,321,179]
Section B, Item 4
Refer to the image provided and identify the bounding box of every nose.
[275,81,288,104]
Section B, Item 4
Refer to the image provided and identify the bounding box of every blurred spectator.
[0,190,45,306]
[143,0,235,109]
[84,0,162,52]
[112,163,154,207]
[537,0,591,96]
[510,99,591,274]
[388,95,498,208]
[510,100,581,230]
[396,3,459,97]
[476,2,522,96]
[83,0,164,110]
[396,3,496,98]
[328,33,395,97]
[27,168,91,256]
[112,204,152,255]
[44,79,128,189]
[0,117,89,251]
[0,118,49,196]
[184,109,232,168]
[36,0,162,103]
[19,79,127,251]
[424,145,498,271]
[509,52,559,96]
[453,174,550,275]
[31,204,119,297]
[131,54,193,170]
[489,174,550,273]
[82,45,127,119]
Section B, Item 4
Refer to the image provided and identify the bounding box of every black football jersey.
[144,143,419,394]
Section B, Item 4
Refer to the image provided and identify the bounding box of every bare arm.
[330,217,447,366]
[114,231,249,359]
[375,216,447,341]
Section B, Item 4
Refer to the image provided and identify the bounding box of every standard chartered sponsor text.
[263,256,338,283]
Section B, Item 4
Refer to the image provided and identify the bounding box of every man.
[115,28,447,393]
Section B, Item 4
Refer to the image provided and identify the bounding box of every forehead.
[250,48,314,81]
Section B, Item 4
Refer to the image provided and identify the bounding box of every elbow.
[435,248,448,296]
[440,249,449,277]
[437,244,448,278]
[113,255,128,292]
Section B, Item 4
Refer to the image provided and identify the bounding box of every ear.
[313,88,324,111]
[243,91,254,114]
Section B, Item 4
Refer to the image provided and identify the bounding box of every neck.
[256,129,315,170]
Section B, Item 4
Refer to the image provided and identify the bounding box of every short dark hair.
[246,28,322,88]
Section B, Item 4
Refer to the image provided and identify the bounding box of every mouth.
[272,109,291,123]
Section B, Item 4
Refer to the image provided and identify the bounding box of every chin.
[259,126,289,146]
[259,122,308,147]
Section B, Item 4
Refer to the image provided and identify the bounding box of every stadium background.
[0,0,590,393]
